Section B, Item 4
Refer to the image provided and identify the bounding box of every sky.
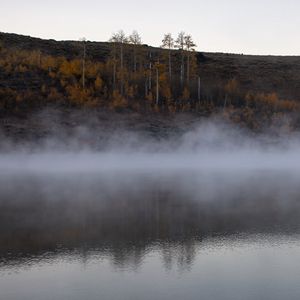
[1,0,300,55]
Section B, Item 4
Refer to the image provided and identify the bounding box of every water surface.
[1,170,300,300]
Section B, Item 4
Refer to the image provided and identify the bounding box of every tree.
[147,51,153,95]
[108,38,117,90]
[79,38,87,89]
[109,30,128,95]
[175,32,185,86]
[161,33,174,81]
[154,60,160,105]
[95,76,103,91]
[197,76,201,102]
[129,30,142,73]
[184,34,196,86]
[224,78,239,108]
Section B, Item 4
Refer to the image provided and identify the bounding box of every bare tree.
[198,76,201,102]
[184,34,196,86]
[144,51,154,100]
[154,60,160,105]
[108,37,117,90]
[79,38,87,89]
[175,32,185,86]
[156,66,159,105]
[109,30,128,95]
[149,51,153,92]
[161,33,174,81]
[129,30,142,73]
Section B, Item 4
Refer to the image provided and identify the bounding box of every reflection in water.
[1,171,300,299]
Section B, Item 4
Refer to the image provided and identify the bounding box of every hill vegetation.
[1,31,300,130]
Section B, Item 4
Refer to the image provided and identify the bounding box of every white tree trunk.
[187,54,189,85]
[156,67,159,105]
[169,50,172,81]
[82,42,86,89]
[198,76,201,101]
[180,51,185,86]
[120,43,124,95]
[113,62,116,90]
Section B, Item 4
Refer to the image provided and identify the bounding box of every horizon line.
[1,31,300,58]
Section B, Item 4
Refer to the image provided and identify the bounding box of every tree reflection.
[0,172,300,271]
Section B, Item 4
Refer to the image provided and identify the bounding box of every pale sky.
[1,0,300,55]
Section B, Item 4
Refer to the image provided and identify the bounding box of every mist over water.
[1,117,300,173]
[1,116,300,300]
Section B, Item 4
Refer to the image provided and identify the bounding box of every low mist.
[1,112,300,271]
[1,112,300,174]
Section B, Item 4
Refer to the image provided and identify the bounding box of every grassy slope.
[1,31,300,101]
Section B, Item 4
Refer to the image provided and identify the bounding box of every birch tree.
[109,30,128,95]
[149,51,153,92]
[129,30,142,73]
[175,32,185,86]
[198,76,201,102]
[108,37,117,90]
[154,58,161,105]
[161,33,174,81]
[79,38,86,89]
[184,34,196,86]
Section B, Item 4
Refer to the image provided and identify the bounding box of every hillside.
[1,32,300,99]
[1,32,300,132]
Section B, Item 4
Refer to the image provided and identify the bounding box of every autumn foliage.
[0,32,299,130]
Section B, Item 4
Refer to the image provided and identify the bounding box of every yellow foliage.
[146,92,153,102]
[66,85,93,105]
[16,94,23,102]
[26,50,41,66]
[161,84,172,101]
[47,87,61,101]
[17,65,27,73]
[168,103,176,113]
[41,55,57,70]
[49,71,56,78]
[127,85,135,98]
[41,85,47,94]
[59,59,81,77]
[110,90,127,110]
[60,79,68,87]
[278,100,298,112]
[86,62,101,77]
[95,76,103,91]
[182,87,190,100]
[225,79,239,94]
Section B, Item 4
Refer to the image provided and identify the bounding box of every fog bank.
[1,116,300,174]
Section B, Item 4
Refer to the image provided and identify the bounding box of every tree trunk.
[168,50,172,81]
[187,52,190,85]
[120,43,124,95]
[198,76,201,102]
[133,47,137,73]
[149,52,152,91]
[180,51,184,86]
[112,43,116,90]
[82,42,86,89]
[145,78,148,98]
[224,94,228,110]
[156,67,159,105]
[113,62,116,90]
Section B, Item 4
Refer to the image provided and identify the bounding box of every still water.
[1,171,300,300]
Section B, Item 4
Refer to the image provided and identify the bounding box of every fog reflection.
[0,171,300,272]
